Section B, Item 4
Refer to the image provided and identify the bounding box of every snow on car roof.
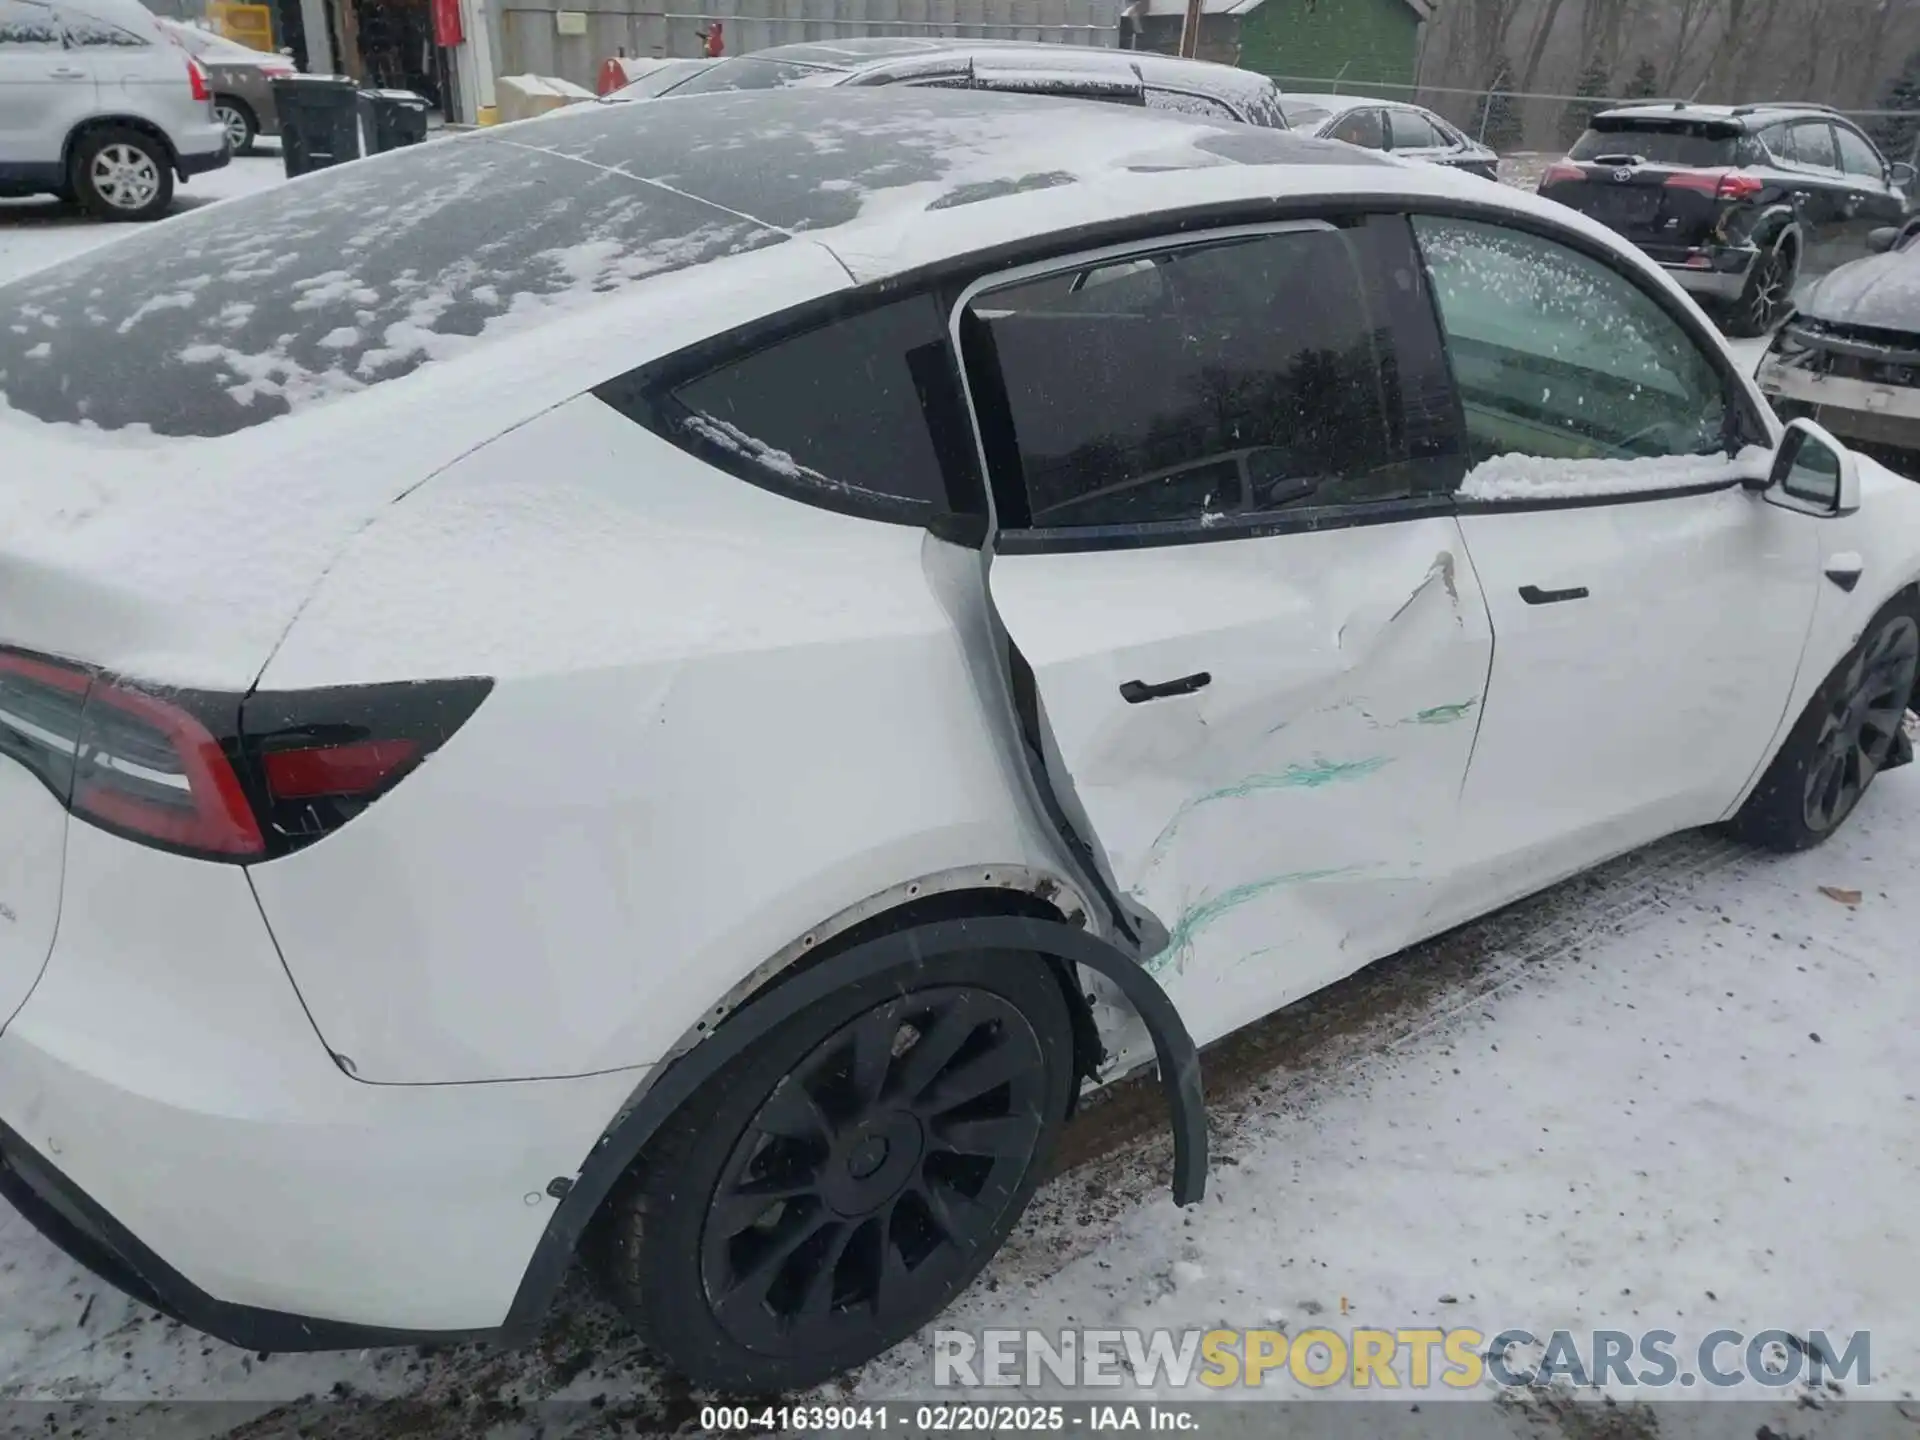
[0,87,1364,442]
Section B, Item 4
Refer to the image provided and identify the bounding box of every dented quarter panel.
[989,516,1494,1054]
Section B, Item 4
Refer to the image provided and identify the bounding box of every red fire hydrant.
[700,20,724,56]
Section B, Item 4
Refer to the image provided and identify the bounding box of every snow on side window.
[0,0,60,45]
[1144,89,1237,121]
[0,136,787,438]
[1412,215,1734,494]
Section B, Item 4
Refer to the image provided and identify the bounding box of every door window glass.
[1389,109,1445,150]
[965,224,1427,531]
[1413,215,1731,467]
[1327,108,1385,149]
[1834,126,1884,180]
[1793,121,1839,171]
[0,0,61,46]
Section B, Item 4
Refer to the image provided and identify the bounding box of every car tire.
[215,98,258,155]
[1722,233,1798,339]
[70,127,174,222]
[592,947,1078,1391]
[1728,593,1920,852]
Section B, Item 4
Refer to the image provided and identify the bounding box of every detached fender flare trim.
[501,915,1205,1337]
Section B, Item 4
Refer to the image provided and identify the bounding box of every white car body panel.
[991,518,1493,1052]
[0,3,90,167]
[0,820,642,1326]
[251,398,1070,1083]
[1441,481,1822,916]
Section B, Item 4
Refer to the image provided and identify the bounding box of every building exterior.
[1134,0,1429,95]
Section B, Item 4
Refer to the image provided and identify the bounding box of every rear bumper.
[176,142,231,178]
[1660,249,1756,301]
[0,821,643,1348]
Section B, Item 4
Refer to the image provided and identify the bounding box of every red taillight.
[1664,169,1764,199]
[0,646,489,863]
[263,739,420,801]
[188,55,210,102]
[73,679,265,858]
[1541,161,1586,186]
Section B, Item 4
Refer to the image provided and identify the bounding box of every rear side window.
[0,0,61,45]
[1793,121,1839,170]
[1835,126,1884,178]
[63,6,152,45]
[963,222,1450,533]
[1389,110,1445,149]
[1570,121,1741,167]
[603,294,978,524]
[1327,109,1385,149]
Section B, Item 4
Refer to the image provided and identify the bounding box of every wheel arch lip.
[498,913,1207,1340]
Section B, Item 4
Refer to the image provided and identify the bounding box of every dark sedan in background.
[605,36,1289,128]
[157,17,296,154]
[1759,216,1920,473]
[1278,93,1500,179]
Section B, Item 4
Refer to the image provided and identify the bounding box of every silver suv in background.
[0,0,228,220]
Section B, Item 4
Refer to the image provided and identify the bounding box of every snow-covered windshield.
[0,133,784,439]
[657,56,843,94]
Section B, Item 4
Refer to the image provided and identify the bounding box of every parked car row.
[152,14,292,154]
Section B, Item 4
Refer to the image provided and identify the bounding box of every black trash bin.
[358,89,430,155]
[272,74,363,178]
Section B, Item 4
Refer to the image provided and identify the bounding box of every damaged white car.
[3,88,1920,1391]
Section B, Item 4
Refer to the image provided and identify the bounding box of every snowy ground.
[2,145,1913,1439]
[0,147,287,288]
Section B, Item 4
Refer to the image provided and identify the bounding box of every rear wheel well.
[699,884,1104,1110]
[65,117,180,177]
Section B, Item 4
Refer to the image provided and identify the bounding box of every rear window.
[1570,120,1744,167]
[662,56,841,94]
[0,134,786,439]
[1278,100,1331,128]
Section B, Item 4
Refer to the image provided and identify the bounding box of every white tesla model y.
[2,88,1917,1390]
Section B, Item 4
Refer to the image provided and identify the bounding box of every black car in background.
[1278,93,1500,180]
[1539,102,1915,337]
[1758,215,1920,474]
[604,36,1290,130]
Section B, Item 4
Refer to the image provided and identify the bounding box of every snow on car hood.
[1797,245,1920,333]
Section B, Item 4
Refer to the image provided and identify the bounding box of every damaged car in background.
[1759,215,1920,474]
[5,89,1920,1394]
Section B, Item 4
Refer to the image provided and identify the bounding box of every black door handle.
[1120,671,1212,704]
[1519,583,1589,605]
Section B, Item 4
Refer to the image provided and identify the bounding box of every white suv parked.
[0,0,227,220]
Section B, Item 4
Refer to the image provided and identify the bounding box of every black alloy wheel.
[1802,612,1919,835]
[1730,596,1920,851]
[594,948,1076,1391]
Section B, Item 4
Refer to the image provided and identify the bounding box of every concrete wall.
[497,0,1120,93]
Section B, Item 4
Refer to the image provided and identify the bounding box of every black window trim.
[593,185,1774,547]
[591,283,989,529]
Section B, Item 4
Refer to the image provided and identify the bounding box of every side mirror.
[1869,225,1899,254]
[1890,160,1917,188]
[1767,418,1860,518]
